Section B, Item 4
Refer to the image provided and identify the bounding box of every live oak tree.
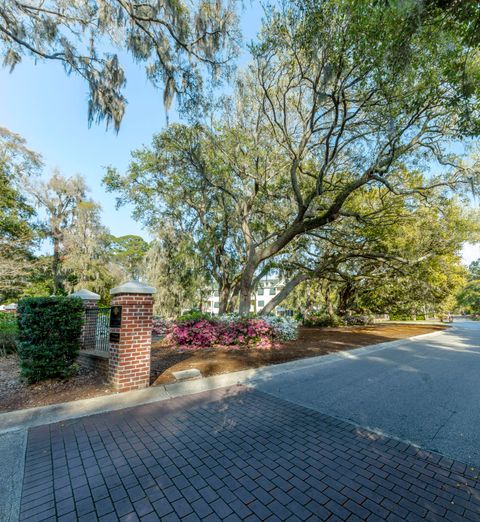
[107,234,149,280]
[63,200,120,301]
[143,223,212,317]
[229,0,480,314]
[0,0,239,129]
[27,171,87,294]
[106,0,480,314]
[0,127,42,301]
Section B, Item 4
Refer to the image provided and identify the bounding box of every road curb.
[0,328,446,434]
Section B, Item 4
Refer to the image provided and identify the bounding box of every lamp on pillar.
[108,280,155,391]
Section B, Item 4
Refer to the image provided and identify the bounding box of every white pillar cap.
[70,289,101,301]
[110,280,156,295]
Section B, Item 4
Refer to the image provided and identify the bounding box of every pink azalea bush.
[173,319,218,348]
[218,318,274,349]
[167,313,297,351]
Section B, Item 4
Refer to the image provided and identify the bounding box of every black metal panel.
[83,307,111,352]
[109,332,120,343]
[110,306,122,328]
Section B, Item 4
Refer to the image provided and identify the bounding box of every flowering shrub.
[152,317,173,337]
[262,315,298,341]
[218,317,274,348]
[304,313,342,327]
[173,319,219,348]
[169,314,298,350]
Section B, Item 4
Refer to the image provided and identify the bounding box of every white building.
[204,278,287,315]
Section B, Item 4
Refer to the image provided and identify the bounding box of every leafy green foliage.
[303,313,342,328]
[0,127,42,302]
[457,259,480,314]
[0,312,17,356]
[63,201,120,303]
[143,226,212,317]
[17,297,84,383]
[177,310,213,323]
[469,260,480,280]
[28,171,87,294]
[107,235,149,279]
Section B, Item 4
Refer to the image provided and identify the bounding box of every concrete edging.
[0,327,449,522]
[0,328,446,435]
[0,429,27,522]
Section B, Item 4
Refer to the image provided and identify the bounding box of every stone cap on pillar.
[70,289,101,301]
[110,280,156,295]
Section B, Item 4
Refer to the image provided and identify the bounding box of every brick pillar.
[70,289,101,349]
[108,280,155,392]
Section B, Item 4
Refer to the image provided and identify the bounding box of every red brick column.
[108,281,155,392]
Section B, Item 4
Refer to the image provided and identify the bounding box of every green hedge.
[17,297,84,383]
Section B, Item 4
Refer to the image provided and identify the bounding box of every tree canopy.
[105,0,480,314]
[0,127,42,301]
[1,0,240,129]
[107,234,149,280]
[3,1,480,318]
[457,259,480,314]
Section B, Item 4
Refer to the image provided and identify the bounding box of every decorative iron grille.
[83,307,111,352]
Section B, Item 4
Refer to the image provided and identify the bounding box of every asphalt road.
[256,319,480,466]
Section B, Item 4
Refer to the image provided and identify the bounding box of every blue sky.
[0,4,264,239]
[0,2,478,265]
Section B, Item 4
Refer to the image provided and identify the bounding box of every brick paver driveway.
[20,386,480,521]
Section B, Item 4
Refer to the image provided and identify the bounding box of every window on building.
[258,300,264,307]
[257,288,264,296]
[214,302,219,308]
[270,287,276,295]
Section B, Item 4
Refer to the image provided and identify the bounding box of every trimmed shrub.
[177,310,213,323]
[389,313,426,321]
[304,313,342,327]
[0,312,18,356]
[342,315,374,326]
[17,297,84,383]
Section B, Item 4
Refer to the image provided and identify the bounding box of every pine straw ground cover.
[0,355,112,413]
[0,323,445,412]
[151,323,445,385]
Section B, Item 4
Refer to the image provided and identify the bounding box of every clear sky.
[0,3,479,265]
[0,4,264,240]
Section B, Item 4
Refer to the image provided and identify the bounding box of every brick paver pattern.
[20,386,480,521]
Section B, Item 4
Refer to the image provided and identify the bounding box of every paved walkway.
[19,386,480,521]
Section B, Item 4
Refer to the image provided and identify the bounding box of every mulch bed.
[0,323,444,413]
[0,355,112,413]
[151,323,445,385]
